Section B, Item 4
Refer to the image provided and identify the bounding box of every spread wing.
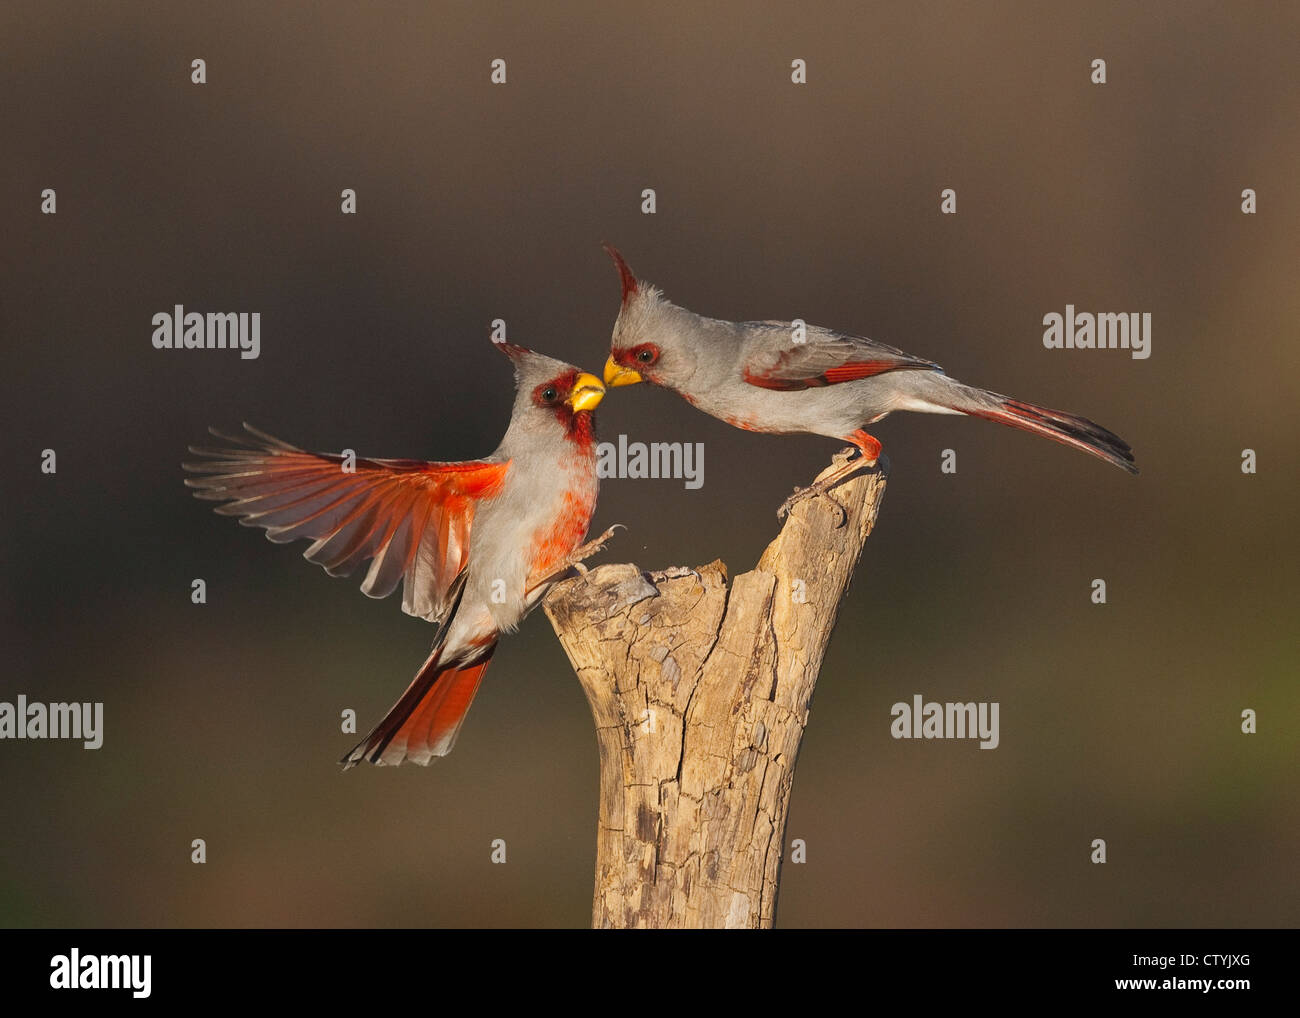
[183,424,509,623]
[741,325,940,391]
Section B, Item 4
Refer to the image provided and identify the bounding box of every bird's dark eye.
[636,349,654,362]
[542,387,558,402]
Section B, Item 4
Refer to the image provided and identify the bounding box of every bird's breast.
[525,456,598,586]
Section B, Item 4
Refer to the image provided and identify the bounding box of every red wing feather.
[743,333,939,391]
[183,424,509,622]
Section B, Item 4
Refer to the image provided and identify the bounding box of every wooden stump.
[543,462,888,928]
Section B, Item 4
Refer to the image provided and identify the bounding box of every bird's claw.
[646,565,701,584]
[776,444,879,526]
[568,524,624,566]
[776,490,798,522]
[777,485,848,528]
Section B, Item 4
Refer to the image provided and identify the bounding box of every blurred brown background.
[1,1,1296,928]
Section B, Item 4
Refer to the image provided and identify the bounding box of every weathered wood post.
[544,463,887,928]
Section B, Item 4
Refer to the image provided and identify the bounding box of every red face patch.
[533,369,596,448]
[532,370,578,410]
[614,343,660,376]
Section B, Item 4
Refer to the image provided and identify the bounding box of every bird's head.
[496,342,605,448]
[601,244,699,393]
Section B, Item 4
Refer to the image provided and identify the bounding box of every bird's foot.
[527,525,624,594]
[777,443,879,527]
[567,524,624,569]
[646,565,701,584]
[777,482,848,527]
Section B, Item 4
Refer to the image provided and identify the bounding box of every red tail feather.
[963,397,1137,474]
[341,643,497,768]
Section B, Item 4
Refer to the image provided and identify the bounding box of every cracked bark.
[543,461,888,929]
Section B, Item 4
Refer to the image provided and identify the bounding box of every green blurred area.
[1,1,1296,927]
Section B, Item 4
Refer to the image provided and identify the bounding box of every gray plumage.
[603,246,1136,474]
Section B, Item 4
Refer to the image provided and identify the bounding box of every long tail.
[914,378,1137,474]
[341,642,497,768]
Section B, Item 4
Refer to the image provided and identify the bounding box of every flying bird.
[183,343,611,767]
[600,245,1136,515]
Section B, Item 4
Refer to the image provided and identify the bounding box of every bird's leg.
[568,524,623,568]
[526,524,624,594]
[777,431,882,525]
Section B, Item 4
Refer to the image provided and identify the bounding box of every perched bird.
[183,343,611,767]
[601,245,1136,515]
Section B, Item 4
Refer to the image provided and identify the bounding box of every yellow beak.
[604,356,643,387]
[567,372,606,412]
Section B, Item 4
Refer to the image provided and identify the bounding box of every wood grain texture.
[544,463,887,928]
